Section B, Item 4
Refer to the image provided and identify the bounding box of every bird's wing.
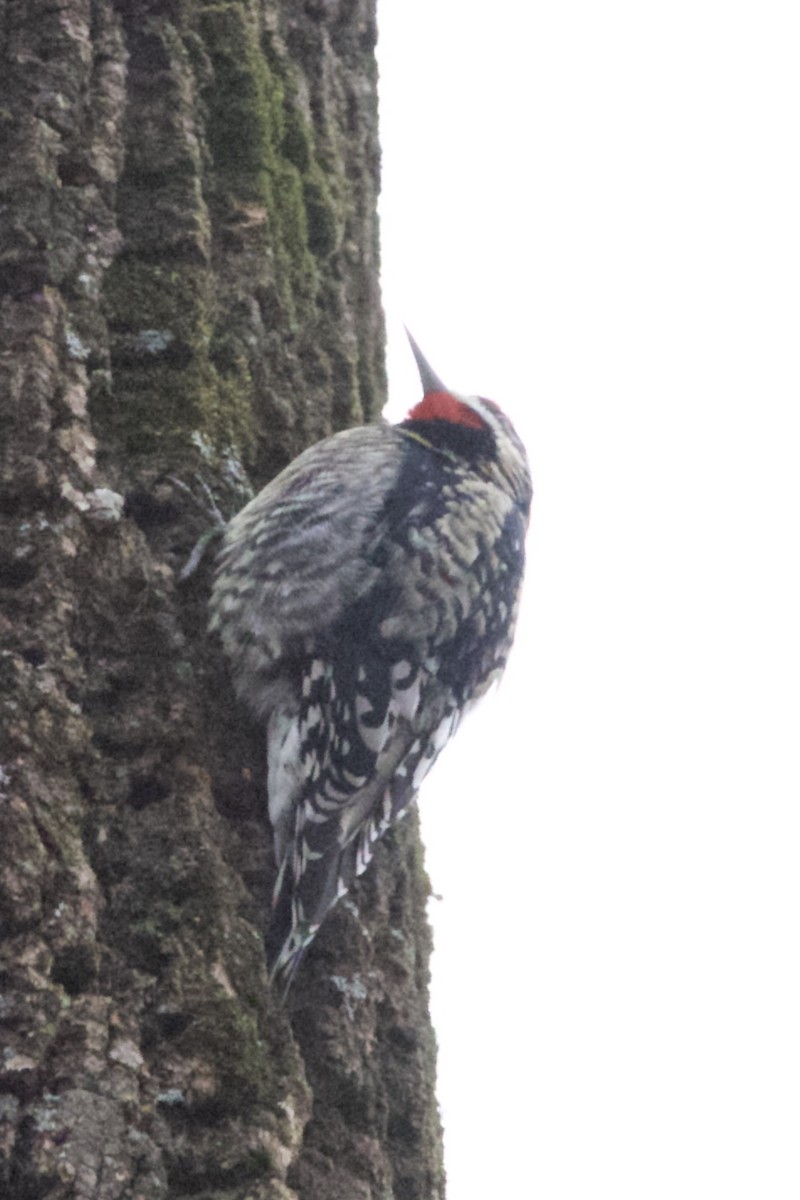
[209,425,413,716]
[266,692,461,992]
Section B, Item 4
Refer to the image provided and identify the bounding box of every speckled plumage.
[209,339,532,991]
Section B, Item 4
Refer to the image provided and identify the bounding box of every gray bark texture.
[0,1,445,1197]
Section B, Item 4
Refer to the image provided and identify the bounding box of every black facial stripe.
[399,417,496,460]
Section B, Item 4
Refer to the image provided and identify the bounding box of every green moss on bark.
[197,2,319,314]
[100,258,255,454]
[96,1,349,464]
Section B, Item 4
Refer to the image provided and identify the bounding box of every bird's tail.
[266,838,358,1000]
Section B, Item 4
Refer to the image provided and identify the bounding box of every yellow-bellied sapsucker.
[209,334,532,992]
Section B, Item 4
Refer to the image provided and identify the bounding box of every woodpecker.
[209,333,532,993]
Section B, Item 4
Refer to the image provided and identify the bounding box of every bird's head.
[401,330,532,514]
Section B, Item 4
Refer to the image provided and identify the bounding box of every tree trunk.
[0,2,445,1197]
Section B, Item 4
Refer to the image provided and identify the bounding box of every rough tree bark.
[0,2,445,1197]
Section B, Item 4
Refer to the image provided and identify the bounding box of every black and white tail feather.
[264,652,461,993]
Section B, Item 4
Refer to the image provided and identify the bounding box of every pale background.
[377,3,799,1197]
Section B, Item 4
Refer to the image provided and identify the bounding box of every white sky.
[376,3,800,1197]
